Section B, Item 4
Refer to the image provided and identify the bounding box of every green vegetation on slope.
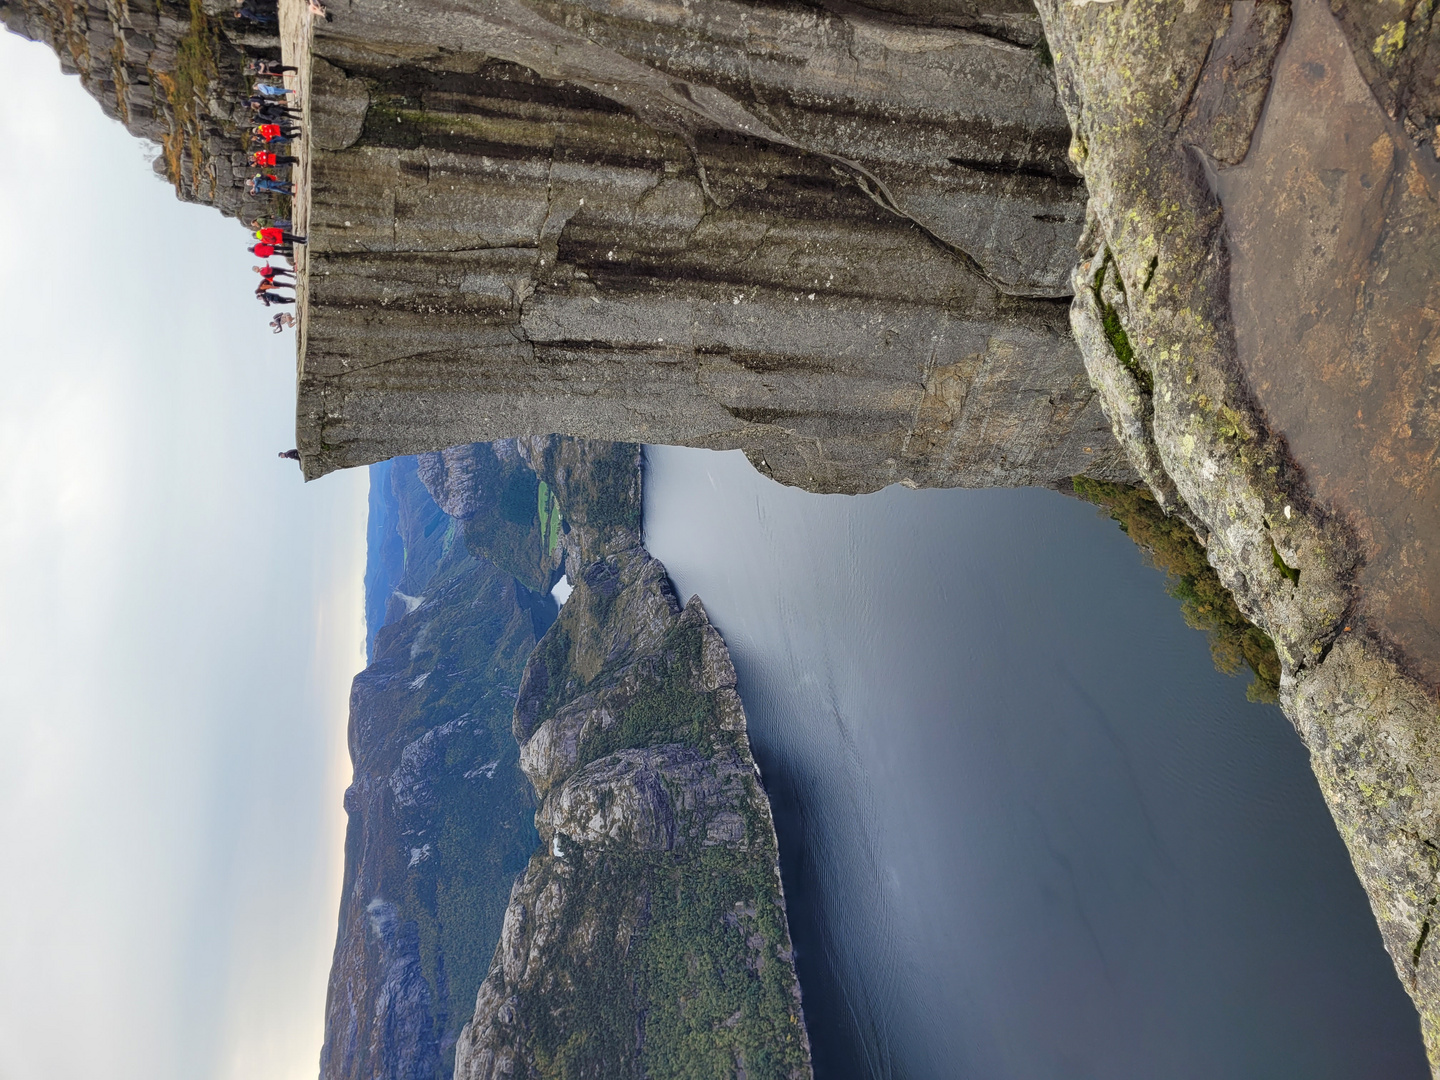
[538,481,563,557]
[1091,251,1151,394]
[511,835,806,1079]
[459,453,558,593]
[578,621,714,765]
[1073,477,1282,702]
[635,819,807,1078]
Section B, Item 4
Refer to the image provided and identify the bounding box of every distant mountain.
[323,446,550,1080]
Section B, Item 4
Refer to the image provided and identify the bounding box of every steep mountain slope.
[323,453,545,1080]
[328,440,810,1080]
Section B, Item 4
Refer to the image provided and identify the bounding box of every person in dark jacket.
[234,1,277,25]
[278,449,301,460]
[245,59,297,76]
[247,99,301,120]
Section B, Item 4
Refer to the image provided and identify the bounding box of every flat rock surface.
[1217,1,1440,687]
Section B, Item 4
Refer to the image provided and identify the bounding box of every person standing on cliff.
[249,216,292,231]
[253,123,299,143]
[245,59,297,76]
[234,5,276,25]
[247,99,301,121]
[251,150,299,167]
[250,83,293,100]
[270,313,296,333]
[246,175,294,196]
[254,227,305,246]
[254,280,293,306]
[249,242,293,260]
[254,263,295,282]
[278,449,300,461]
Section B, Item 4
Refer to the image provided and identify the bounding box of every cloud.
[0,29,367,1080]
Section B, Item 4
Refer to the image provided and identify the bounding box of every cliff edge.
[290,0,1137,493]
[1035,0,1440,1068]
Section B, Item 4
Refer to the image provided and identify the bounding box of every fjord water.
[643,446,1427,1080]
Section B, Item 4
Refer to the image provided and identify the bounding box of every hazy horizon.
[0,30,368,1080]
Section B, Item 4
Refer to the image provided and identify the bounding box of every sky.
[0,31,368,1080]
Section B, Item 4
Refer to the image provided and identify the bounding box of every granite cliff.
[4,0,1140,492]
[1033,0,1440,1066]
[285,0,1136,491]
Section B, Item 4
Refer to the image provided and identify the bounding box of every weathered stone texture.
[292,0,1137,492]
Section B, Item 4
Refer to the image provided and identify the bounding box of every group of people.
[235,0,331,27]
[242,59,308,332]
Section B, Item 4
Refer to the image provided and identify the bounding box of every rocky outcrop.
[288,0,1137,492]
[1034,0,1440,1068]
[1,0,281,219]
[454,440,811,1080]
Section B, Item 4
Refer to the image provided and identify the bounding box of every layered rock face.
[1,0,279,219]
[1035,0,1440,1068]
[454,439,811,1079]
[290,0,1137,492]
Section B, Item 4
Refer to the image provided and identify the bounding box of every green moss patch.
[1271,541,1300,585]
[1092,253,1152,394]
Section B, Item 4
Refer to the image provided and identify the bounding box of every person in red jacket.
[251,150,299,167]
[253,263,295,281]
[254,123,299,142]
[249,242,293,260]
[254,227,306,245]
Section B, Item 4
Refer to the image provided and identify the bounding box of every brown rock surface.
[1036,0,1440,1068]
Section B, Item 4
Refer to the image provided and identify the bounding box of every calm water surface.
[643,446,1427,1080]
